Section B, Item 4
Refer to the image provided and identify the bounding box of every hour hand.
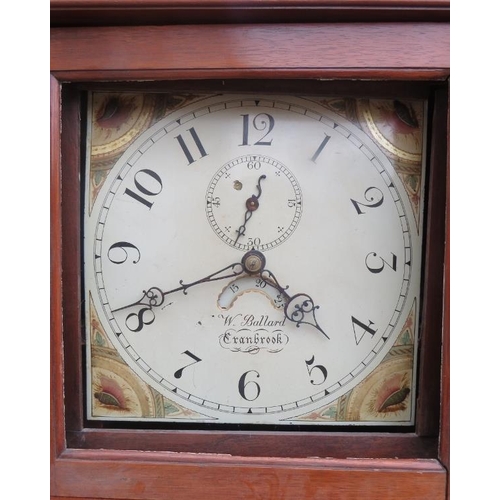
[243,251,329,340]
[283,292,329,340]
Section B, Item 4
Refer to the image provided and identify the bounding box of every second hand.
[234,174,266,246]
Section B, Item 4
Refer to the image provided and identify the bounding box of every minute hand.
[111,261,245,313]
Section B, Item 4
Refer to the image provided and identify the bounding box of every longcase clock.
[50,1,450,499]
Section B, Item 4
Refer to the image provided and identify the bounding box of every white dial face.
[85,94,423,425]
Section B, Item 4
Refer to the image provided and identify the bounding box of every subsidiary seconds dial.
[206,155,303,251]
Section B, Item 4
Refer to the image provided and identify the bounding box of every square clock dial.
[84,92,426,426]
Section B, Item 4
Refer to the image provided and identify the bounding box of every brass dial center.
[242,250,266,274]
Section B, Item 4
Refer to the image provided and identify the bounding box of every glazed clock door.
[85,92,425,426]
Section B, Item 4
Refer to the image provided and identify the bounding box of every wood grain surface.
[53,450,446,500]
[50,23,449,81]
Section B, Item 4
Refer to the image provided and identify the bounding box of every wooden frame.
[51,2,450,499]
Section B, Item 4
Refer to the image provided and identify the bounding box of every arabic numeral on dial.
[274,293,284,308]
[124,169,163,209]
[351,187,384,215]
[125,307,155,332]
[240,113,275,146]
[365,252,397,273]
[238,370,261,401]
[351,316,377,345]
[311,133,332,163]
[107,241,141,264]
[255,278,267,289]
[207,196,221,208]
[248,237,261,248]
[305,356,328,385]
[175,127,208,165]
[247,160,262,170]
[174,350,202,379]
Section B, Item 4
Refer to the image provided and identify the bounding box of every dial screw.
[242,250,266,274]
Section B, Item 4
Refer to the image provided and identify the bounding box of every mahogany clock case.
[57,79,448,460]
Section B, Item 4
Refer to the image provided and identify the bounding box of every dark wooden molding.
[51,23,449,82]
[50,0,450,27]
[60,85,85,431]
[50,75,65,463]
[53,449,447,500]
[66,429,438,459]
[415,85,449,436]
[439,86,450,491]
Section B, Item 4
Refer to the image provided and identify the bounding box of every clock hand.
[111,250,270,314]
[111,249,328,339]
[231,250,328,338]
[111,261,245,313]
[259,267,329,340]
[234,174,266,246]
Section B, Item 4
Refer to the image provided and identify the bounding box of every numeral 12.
[240,113,275,146]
